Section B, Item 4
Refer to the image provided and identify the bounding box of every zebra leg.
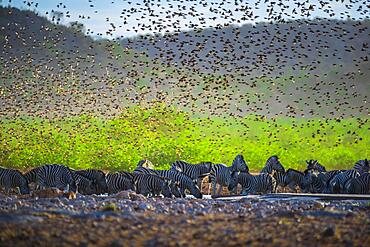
[197,179,202,193]
[5,186,11,195]
[217,184,223,195]
[179,187,186,198]
[241,188,248,196]
[211,181,217,197]
[63,184,70,193]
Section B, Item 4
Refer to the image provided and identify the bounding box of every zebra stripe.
[260,155,285,174]
[209,154,249,196]
[25,164,76,192]
[353,159,369,174]
[329,170,360,193]
[209,164,236,196]
[70,171,96,195]
[76,169,108,194]
[131,173,172,198]
[106,172,135,195]
[133,167,202,198]
[272,170,289,192]
[304,170,344,193]
[345,173,370,194]
[285,169,311,192]
[170,160,212,189]
[306,160,326,172]
[229,172,275,195]
[0,167,30,194]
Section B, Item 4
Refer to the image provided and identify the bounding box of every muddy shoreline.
[0,191,369,247]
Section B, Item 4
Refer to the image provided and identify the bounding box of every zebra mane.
[286,168,304,176]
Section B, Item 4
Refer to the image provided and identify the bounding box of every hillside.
[0,7,369,118]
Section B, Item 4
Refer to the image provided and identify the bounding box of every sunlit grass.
[0,104,368,172]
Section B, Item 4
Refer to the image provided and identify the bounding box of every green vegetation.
[0,105,368,172]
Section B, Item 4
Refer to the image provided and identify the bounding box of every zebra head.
[119,172,135,191]
[189,183,203,199]
[161,180,173,198]
[305,160,315,170]
[19,177,31,195]
[306,160,326,172]
[94,170,108,193]
[228,171,239,192]
[354,159,369,174]
[231,154,249,173]
[268,155,285,173]
[168,180,182,198]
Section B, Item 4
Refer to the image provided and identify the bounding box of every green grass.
[0,104,369,172]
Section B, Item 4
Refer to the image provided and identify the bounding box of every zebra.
[306,160,326,172]
[133,167,202,198]
[304,169,344,193]
[24,164,77,192]
[345,173,370,194]
[353,159,369,174]
[76,169,108,194]
[131,173,172,198]
[279,169,311,192]
[170,160,212,190]
[0,167,30,194]
[71,171,96,195]
[260,155,285,174]
[106,172,135,195]
[329,169,360,193]
[209,154,249,197]
[228,172,275,195]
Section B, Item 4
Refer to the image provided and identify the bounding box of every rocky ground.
[0,189,369,247]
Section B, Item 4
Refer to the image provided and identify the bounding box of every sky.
[1,0,369,39]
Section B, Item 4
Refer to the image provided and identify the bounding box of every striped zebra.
[106,172,135,195]
[329,170,360,193]
[260,155,285,174]
[24,164,76,192]
[0,167,30,194]
[304,170,344,193]
[353,159,369,174]
[284,169,311,192]
[71,171,96,195]
[228,172,275,195]
[76,169,108,194]
[345,173,370,194]
[209,154,249,197]
[306,160,326,172]
[170,160,212,189]
[131,173,172,198]
[133,167,202,198]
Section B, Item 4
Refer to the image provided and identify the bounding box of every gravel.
[0,190,369,246]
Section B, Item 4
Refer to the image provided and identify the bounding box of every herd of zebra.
[0,155,369,198]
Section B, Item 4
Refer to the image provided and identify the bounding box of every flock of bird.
[0,1,368,119]
[0,155,369,198]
